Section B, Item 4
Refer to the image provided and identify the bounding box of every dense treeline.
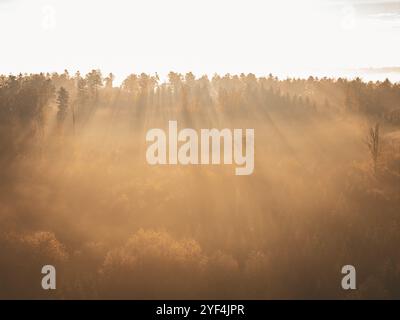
[2,71,400,122]
[2,69,400,159]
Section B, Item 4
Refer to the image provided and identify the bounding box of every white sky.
[1,0,400,82]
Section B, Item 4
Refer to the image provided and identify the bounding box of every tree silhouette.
[56,87,69,125]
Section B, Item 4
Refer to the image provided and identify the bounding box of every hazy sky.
[1,0,399,81]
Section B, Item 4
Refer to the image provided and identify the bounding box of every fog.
[1,71,400,299]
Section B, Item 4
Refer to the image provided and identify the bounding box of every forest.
[0,70,400,299]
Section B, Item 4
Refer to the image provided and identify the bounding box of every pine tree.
[56,87,69,125]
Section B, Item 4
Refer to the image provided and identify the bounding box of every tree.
[104,73,115,89]
[56,87,69,125]
[122,74,139,93]
[366,123,380,174]
[76,76,87,104]
[86,69,103,102]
